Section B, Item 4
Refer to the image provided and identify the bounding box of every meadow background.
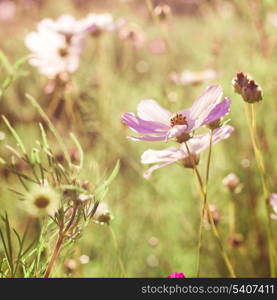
[0,0,277,277]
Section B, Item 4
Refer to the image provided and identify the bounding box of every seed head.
[232,72,262,103]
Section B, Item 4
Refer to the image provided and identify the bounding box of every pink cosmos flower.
[269,194,277,220]
[167,272,186,278]
[25,17,84,77]
[141,125,234,178]
[121,85,230,142]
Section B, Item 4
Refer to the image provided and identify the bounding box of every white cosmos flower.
[25,16,85,78]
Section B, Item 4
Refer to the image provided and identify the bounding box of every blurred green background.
[0,0,277,277]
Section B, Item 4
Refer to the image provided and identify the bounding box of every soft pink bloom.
[141,125,234,178]
[122,85,231,142]
[0,1,16,21]
[269,194,277,220]
[81,13,114,34]
[167,272,186,278]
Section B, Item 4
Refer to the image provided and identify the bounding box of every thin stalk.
[196,130,213,277]
[43,206,78,278]
[144,0,172,51]
[244,102,276,277]
[109,227,126,278]
[184,140,236,278]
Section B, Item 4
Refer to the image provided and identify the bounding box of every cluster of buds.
[232,72,262,103]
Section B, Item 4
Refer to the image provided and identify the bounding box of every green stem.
[109,227,126,278]
[196,130,213,277]
[184,139,236,278]
[244,102,276,277]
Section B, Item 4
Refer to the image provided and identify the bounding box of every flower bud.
[207,119,221,130]
[154,5,171,21]
[222,173,240,191]
[242,80,262,103]
[64,259,77,274]
[93,202,113,225]
[232,72,262,103]
[182,153,200,168]
[204,204,220,226]
[228,233,244,248]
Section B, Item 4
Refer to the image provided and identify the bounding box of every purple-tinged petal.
[122,112,169,134]
[127,134,167,142]
[143,161,176,179]
[166,124,188,140]
[202,97,231,125]
[184,125,234,154]
[189,85,223,129]
[141,148,180,164]
[137,99,171,125]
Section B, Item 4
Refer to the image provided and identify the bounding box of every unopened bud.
[64,259,77,274]
[222,173,240,191]
[232,72,262,103]
[182,153,200,168]
[75,194,92,205]
[204,204,220,226]
[176,132,191,143]
[207,119,221,130]
[228,233,244,248]
[154,5,171,21]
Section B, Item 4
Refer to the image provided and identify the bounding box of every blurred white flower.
[25,17,84,77]
[169,69,218,86]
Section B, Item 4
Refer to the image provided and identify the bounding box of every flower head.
[222,173,240,191]
[141,125,234,178]
[23,184,60,217]
[25,16,84,77]
[122,85,231,143]
[167,272,186,278]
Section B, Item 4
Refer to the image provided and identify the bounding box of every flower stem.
[109,226,126,277]
[184,140,236,278]
[196,130,213,277]
[44,205,78,278]
[244,102,276,277]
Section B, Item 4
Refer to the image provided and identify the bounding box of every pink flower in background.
[81,13,114,35]
[25,17,83,77]
[0,1,16,22]
[167,272,186,278]
[121,85,230,142]
[269,194,277,220]
[141,125,234,178]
